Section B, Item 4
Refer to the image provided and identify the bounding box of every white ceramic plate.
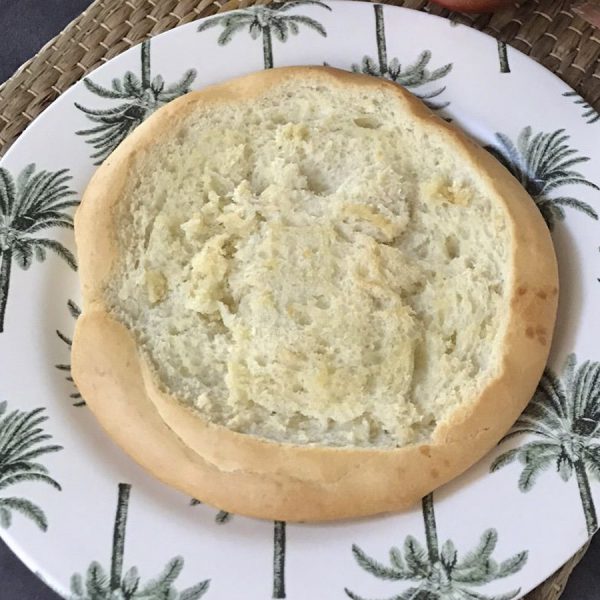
[1,2,599,599]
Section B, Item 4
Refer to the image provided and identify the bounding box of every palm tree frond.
[0,472,61,491]
[0,506,11,528]
[344,589,369,600]
[215,509,232,524]
[122,71,143,96]
[474,590,521,600]
[16,168,75,222]
[497,551,528,578]
[441,539,458,570]
[539,196,598,220]
[270,18,290,42]
[70,572,85,596]
[67,299,81,318]
[140,556,184,593]
[75,102,135,118]
[4,444,63,468]
[179,579,211,600]
[1,422,53,452]
[85,561,110,597]
[454,591,494,600]
[151,74,165,95]
[351,544,407,580]
[518,454,553,491]
[519,442,561,464]
[351,56,380,77]
[12,242,33,270]
[428,63,453,81]
[490,448,520,472]
[457,529,498,569]
[0,496,48,530]
[197,14,238,32]
[412,86,446,101]
[535,368,569,419]
[344,587,409,600]
[162,69,197,97]
[21,238,76,270]
[285,14,327,36]
[572,359,600,419]
[276,0,332,11]
[0,406,47,452]
[0,167,17,215]
[389,546,405,573]
[486,133,526,184]
[219,20,253,44]
[563,91,600,124]
[557,453,574,481]
[23,219,74,236]
[79,118,137,146]
[403,535,428,576]
[82,77,128,99]
[518,400,564,433]
[121,566,140,596]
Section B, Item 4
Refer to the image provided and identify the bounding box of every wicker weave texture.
[0,1,596,598]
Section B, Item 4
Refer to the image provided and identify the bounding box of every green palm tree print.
[75,39,196,164]
[0,164,78,333]
[486,126,599,229]
[56,300,84,407]
[497,40,510,74]
[197,1,331,70]
[272,520,286,599]
[71,483,210,599]
[0,401,62,531]
[350,4,452,110]
[491,354,600,537]
[190,498,232,524]
[190,499,286,598]
[563,91,600,124]
[346,493,527,600]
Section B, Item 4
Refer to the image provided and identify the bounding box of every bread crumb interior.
[107,80,510,447]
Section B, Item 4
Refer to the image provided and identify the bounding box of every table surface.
[1,1,599,599]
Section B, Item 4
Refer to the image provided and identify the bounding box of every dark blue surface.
[0,1,599,599]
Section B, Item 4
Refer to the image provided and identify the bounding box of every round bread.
[72,66,558,521]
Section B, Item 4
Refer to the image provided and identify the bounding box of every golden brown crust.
[72,66,558,521]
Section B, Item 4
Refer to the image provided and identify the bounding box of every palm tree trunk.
[0,249,12,333]
[574,460,598,536]
[141,40,151,88]
[421,493,439,563]
[497,40,510,74]
[374,4,388,76]
[262,27,274,69]
[272,520,286,598]
[110,483,131,591]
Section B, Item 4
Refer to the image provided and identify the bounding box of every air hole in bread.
[353,116,381,129]
[445,235,460,260]
[314,295,330,310]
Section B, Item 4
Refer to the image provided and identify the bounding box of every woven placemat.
[0,0,596,598]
